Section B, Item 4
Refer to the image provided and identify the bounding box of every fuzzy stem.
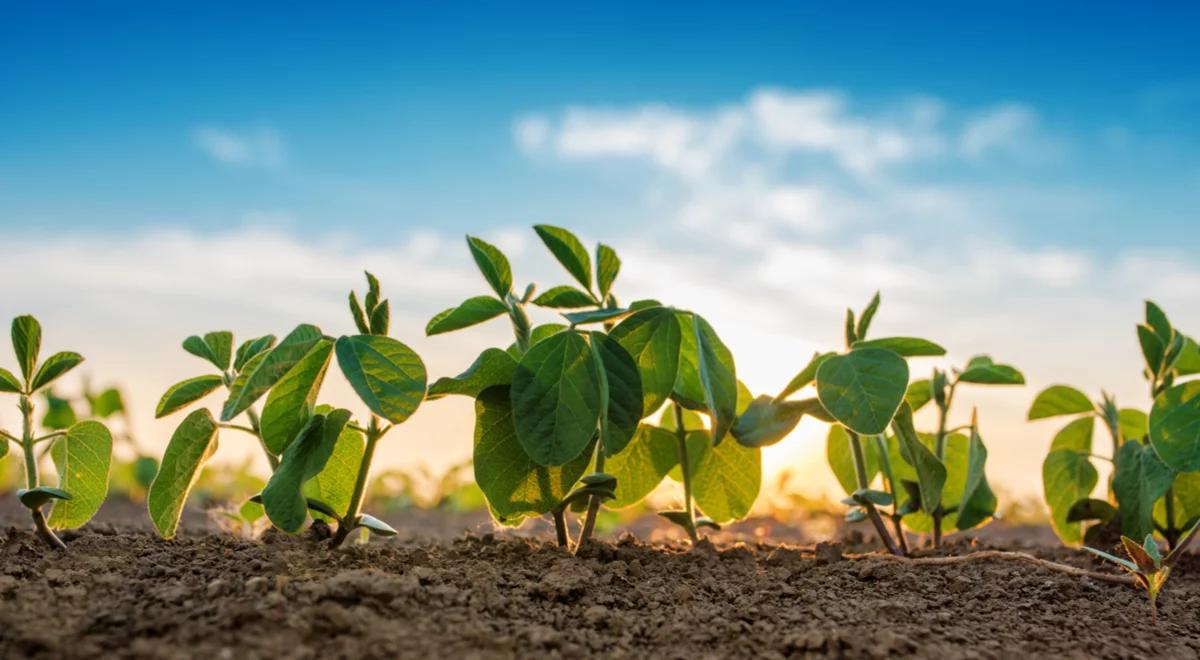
[847,430,901,556]
[672,405,699,543]
[575,447,606,549]
[330,417,382,548]
[19,395,66,550]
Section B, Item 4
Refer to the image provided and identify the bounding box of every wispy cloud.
[191,124,286,168]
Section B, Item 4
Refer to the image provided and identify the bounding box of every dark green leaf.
[596,243,621,299]
[692,314,737,445]
[17,486,70,510]
[155,375,224,418]
[1112,440,1175,541]
[562,308,632,325]
[1150,381,1200,471]
[957,356,1025,385]
[817,348,909,435]
[222,324,325,421]
[369,299,390,336]
[776,352,836,401]
[234,335,276,372]
[427,348,517,400]
[335,335,427,425]
[852,337,946,357]
[890,403,946,514]
[510,331,601,466]
[88,387,125,418]
[148,409,219,539]
[610,306,681,417]
[1138,324,1165,374]
[532,285,596,309]
[467,235,513,297]
[260,340,334,454]
[905,379,933,412]
[1028,385,1093,420]
[732,395,806,448]
[364,271,381,315]
[47,421,112,529]
[589,332,643,456]
[534,224,592,291]
[11,315,41,383]
[0,367,21,393]
[855,291,880,340]
[349,291,371,334]
[1146,301,1173,344]
[426,296,509,335]
[1066,498,1118,523]
[262,410,351,532]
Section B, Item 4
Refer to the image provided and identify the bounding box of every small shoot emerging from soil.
[0,315,113,550]
[1083,523,1200,623]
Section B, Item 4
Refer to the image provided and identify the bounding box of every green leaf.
[610,306,681,417]
[147,409,219,539]
[335,335,427,425]
[692,430,761,523]
[183,333,223,370]
[472,385,593,523]
[816,348,909,436]
[88,387,125,418]
[905,379,933,412]
[425,296,509,335]
[349,291,371,334]
[364,272,381,315]
[510,331,601,466]
[303,424,365,521]
[41,392,77,430]
[0,367,21,393]
[692,314,737,445]
[534,224,592,291]
[1042,416,1096,543]
[155,375,224,418]
[826,425,879,495]
[855,291,881,340]
[234,335,276,372]
[532,285,596,309]
[604,425,677,509]
[1138,324,1165,374]
[506,323,568,359]
[1145,301,1173,343]
[596,243,620,299]
[30,352,83,392]
[890,403,946,514]
[1175,335,1200,376]
[260,340,334,454]
[562,308,632,325]
[222,324,325,421]
[956,421,989,529]
[203,331,233,371]
[369,300,390,336]
[589,332,643,457]
[262,410,351,532]
[776,352,836,401]
[1028,385,1093,420]
[1112,439,1175,541]
[1120,408,1149,443]
[955,477,997,531]
[427,348,517,400]
[1067,498,1118,523]
[1149,381,1200,472]
[17,487,70,510]
[732,395,806,448]
[467,235,513,297]
[852,337,946,357]
[11,315,41,383]
[47,421,112,529]
[957,356,1025,385]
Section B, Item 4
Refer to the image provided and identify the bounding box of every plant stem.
[873,435,909,556]
[847,430,901,556]
[575,446,606,550]
[330,416,382,548]
[244,407,278,471]
[18,395,66,550]
[1164,491,1179,549]
[552,506,570,550]
[931,383,956,549]
[672,405,699,543]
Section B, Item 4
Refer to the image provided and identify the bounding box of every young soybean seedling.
[1036,301,1200,548]
[0,316,113,550]
[256,273,427,548]
[1083,523,1200,623]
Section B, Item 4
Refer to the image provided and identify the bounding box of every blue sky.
[2,3,1199,500]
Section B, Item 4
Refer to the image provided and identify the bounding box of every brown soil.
[1,501,1198,659]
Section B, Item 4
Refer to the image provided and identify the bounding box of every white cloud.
[191,125,286,168]
[959,103,1039,159]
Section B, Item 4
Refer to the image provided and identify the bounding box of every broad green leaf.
[203,331,233,371]
[589,332,643,456]
[955,477,997,531]
[506,323,568,359]
[905,379,933,412]
[426,296,509,335]
[11,315,41,383]
[826,425,879,495]
[47,421,112,529]
[88,387,125,418]
[303,424,364,521]
[427,348,517,400]
[222,324,325,421]
[155,375,224,418]
[816,348,909,435]
[473,386,592,522]
[534,224,592,291]
[692,431,761,523]
[733,395,806,448]
[852,337,946,357]
[1145,301,1173,343]
[234,335,276,372]
[510,331,601,466]
[1137,324,1164,373]
[610,306,681,417]
[890,403,946,514]
[262,411,351,532]
[532,286,595,309]
[41,392,77,430]
[562,308,632,325]
[1112,440,1175,541]
[335,335,427,424]
[183,334,220,369]
[1156,471,1200,530]
[1042,416,1097,544]
[147,409,219,539]
[30,352,83,392]
[605,425,677,509]
[596,243,620,299]
[1068,498,1118,523]
[1028,385,1093,420]
[776,352,836,401]
[1149,381,1200,471]
[17,487,70,510]
[467,235,513,297]
[1175,335,1200,376]
[260,340,334,454]
[1120,408,1149,443]
[692,314,737,445]
[0,367,21,393]
[957,356,1025,385]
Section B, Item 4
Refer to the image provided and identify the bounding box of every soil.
[1,502,1198,659]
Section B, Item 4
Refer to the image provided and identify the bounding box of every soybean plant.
[1038,301,1200,549]
[0,316,113,549]
[1084,523,1200,622]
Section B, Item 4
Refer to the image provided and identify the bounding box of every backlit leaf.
[852,336,946,357]
[1149,381,1200,471]
[427,348,517,400]
[11,315,41,383]
[692,430,760,523]
[610,306,681,417]
[222,324,325,421]
[262,410,351,532]
[335,335,427,425]
[817,348,909,435]
[589,332,643,456]
[532,285,595,309]
[693,314,737,445]
[777,352,836,401]
[426,296,509,335]
[596,243,620,299]
[148,409,219,539]
[604,424,677,509]
[510,331,601,466]
[46,421,112,529]
[890,403,946,514]
[1042,416,1096,543]
[826,425,879,495]
[1112,440,1175,541]
[155,375,224,418]
[957,355,1025,385]
[30,352,83,392]
[303,424,365,522]
[534,224,592,291]
[1028,385,1093,420]
[260,339,334,454]
[467,235,513,297]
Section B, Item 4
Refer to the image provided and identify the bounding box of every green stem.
[330,417,383,548]
[243,407,278,471]
[874,435,908,556]
[18,395,66,550]
[575,446,606,549]
[673,405,699,543]
[847,430,902,556]
[931,383,956,549]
